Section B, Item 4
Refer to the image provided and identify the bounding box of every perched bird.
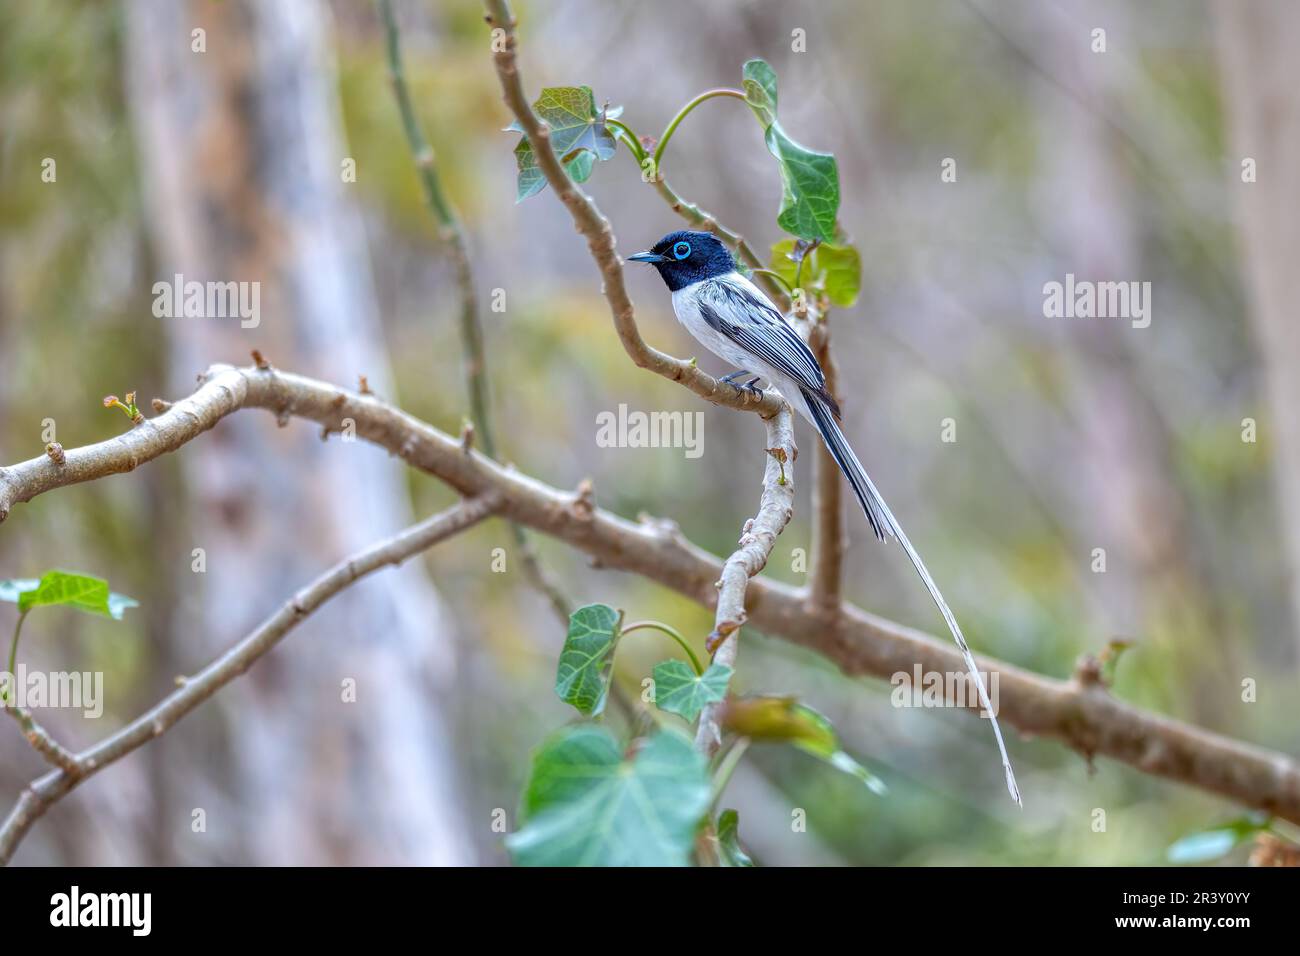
[629,230,1021,806]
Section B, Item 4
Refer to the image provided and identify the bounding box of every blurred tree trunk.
[1216,0,1300,665]
[124,0,473,863]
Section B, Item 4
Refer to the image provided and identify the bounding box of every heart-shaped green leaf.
[0,571,138,620]
[742,59,840,243]
[510,86,619,202]
[716,808,754,867]
[652,659,732,721]
[554,603,621,716]
[507,725,711,866]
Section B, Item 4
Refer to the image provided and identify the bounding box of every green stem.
[653,89,746,168]
[622,620,703,675]
[710,737,751,809]
[380,0,496,455]
[4,610,28,706]
[607,119,647,163]
[795,242,818,290]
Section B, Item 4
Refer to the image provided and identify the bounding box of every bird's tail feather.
[802,388,1022,806]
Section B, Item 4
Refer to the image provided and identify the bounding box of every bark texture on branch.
[695,408,796,756]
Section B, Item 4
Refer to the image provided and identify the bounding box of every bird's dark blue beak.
[627,251,666,264]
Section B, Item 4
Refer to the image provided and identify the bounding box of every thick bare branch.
[695,408,796,756]
[0,493,499,863]
[3,362,1298,823]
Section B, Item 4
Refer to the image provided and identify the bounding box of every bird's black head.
[627,230,736,291]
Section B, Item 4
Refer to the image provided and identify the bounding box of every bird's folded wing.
[697,275,826,394]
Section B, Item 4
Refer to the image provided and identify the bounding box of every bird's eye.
[672,241,691,260]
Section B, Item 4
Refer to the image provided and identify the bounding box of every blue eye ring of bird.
[672,240,691,260]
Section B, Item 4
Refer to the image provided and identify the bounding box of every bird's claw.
[721,370,764,397]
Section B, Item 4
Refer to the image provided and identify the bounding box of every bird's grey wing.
[696,276,827,396]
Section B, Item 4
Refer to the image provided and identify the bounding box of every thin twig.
[0,494,500,863]
[378,0,570,626]
[3,706,79,774]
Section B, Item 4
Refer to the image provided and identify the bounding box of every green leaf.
[0,571,138,620]
[1167,814,1271,864]
[652,660,732,721]
[722,696,886,796]
[716,809,754,867]
[507,725,711,866]
[554,603,621,716]
[510,86,618,202]
[815,242,861,307]
[741,59,840,243]
[770,238,861,308]
[766,124,839,243]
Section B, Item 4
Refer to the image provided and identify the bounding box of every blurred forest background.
[1,0,1297,865]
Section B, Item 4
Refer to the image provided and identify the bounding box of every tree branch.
[4,705,79,774]
[4,362,1298,824]
[807,323,846,615]
[694,409,796,756]
[0,493,500,864]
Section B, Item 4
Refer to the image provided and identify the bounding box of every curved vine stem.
[622,620,703,675]
[653,88,746,168]
[607,118,647,164]
[4,610,27,705]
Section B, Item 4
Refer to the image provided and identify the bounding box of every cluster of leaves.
[507,59,861,310]
[506,604,885,867]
